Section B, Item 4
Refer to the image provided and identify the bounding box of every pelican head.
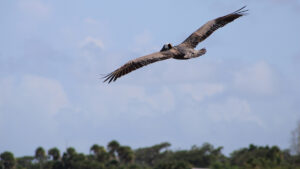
[160,43,173,52]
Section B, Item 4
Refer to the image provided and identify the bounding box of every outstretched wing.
[103,51,174,83]
[181,6,248,49]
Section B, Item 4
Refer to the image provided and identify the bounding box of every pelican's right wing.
[181,6,248,49]
[103,51,174,83]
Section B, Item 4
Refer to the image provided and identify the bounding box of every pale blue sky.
[1,0,300,156]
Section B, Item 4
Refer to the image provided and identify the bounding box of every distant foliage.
[291,121,300,155]
[0,151,15,169]
[1,141,300,169]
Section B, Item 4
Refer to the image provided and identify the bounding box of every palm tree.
[62,147,77,169]
[135,142,171,166]
[0,151,15,169]
[66,147,76,157]
[90,144,101,155]
[107,140,120,160]
[35,147,46,169]
[90,144,109,163]
[117,146,134,164]
[48,148,61,161]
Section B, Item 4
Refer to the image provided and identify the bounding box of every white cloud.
[18,0,51,17]
[94,85,175,118]
[50,83,176,129]
[234,61,275,95]
[207,97,264,127]
[178,83,224,102]
[0,75,70,153]
[84,18,99,25]
[80,36,104,50]
[0,75,69,117]
[20,75,69,115]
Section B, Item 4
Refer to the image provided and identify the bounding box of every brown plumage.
[103,6,248,83]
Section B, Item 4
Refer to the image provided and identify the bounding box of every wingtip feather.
[234,6,249,16]
[102,72,114,83]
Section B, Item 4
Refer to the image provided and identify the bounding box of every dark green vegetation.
[1,141,300,169]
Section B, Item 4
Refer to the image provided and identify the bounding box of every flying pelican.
[103,6,248,83]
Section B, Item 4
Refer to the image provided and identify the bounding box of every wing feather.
[181,6,248,48]
[103,51,173,83]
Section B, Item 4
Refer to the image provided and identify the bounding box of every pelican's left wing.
[103,51,174,83]
[181,6,248,49]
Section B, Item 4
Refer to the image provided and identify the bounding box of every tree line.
[1,140,300,169]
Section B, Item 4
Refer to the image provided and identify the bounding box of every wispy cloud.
[178,83,224,102]
[234,61,276,95]
[0,75,69,116]
[84,18,99,25]
[94,85,175,118]
[18,0,51,18]
[207,97,264,127]
[0,75,70,153]
[80,36,105,50]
